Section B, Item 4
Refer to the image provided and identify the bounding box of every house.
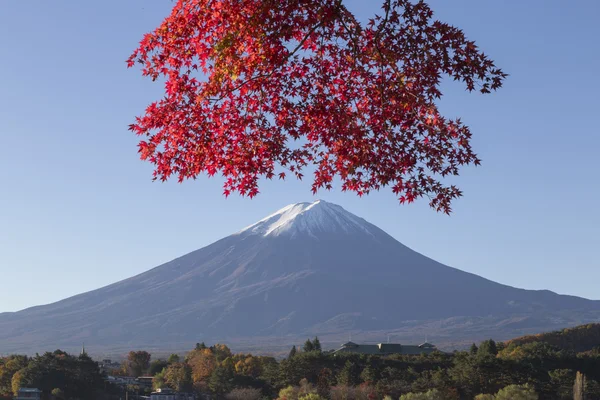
[15,388,42,400]
[333,341,438,356]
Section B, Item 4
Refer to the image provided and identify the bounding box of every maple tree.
[128,0,506,213]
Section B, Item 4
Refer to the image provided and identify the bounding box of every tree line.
[2,337,600,399]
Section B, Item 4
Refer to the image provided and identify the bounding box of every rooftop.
[334,342,438,356]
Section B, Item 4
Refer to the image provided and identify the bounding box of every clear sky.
[1,1,598,313]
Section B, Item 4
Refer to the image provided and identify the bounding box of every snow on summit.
[239,200,375,238]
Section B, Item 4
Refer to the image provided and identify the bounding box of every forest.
[2,324,600,399]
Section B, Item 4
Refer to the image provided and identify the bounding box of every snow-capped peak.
[238,200,375,238]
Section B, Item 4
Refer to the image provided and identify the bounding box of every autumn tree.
[211,343,233,362]
[316,368,333,398]
[0,355,28,396]
[128,0,506,213]
[186,348,217,387]
[233,355,263,378]
[126,351,151,377]
[164,362,193,392]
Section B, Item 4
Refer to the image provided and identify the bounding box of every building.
[16,388,42,400]
[333,341,438,356]
[150,388,197,400]
[137,376,155,389]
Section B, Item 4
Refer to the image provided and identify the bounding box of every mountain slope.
[1,200,599,354]
[505,323,600,353]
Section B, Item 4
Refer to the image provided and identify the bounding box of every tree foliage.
[126,350,151,377]
[494,384,538,400]
[148,359,169,376]
[289,345,298,359]
[128,0,506,213]
[9,351,105,399]
[167,353,181,364]
[0,355,28,396]
[186,347,217,387]
[303,339,315,353]
[507,324,600,354]
[3,335,600,399]
[399,388,444,400]
[164,362,193,392]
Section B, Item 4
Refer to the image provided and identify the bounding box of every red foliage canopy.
[128,0,506,213]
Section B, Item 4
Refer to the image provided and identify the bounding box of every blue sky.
[1,1,598,312]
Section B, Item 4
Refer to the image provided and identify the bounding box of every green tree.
[337,361,360,387]
[494,384,538,400]
[548,369,575,400]
[208,364,234,395]
[148,359,169,376]
[167,354,180,364]
[470,343,479,354]
[51,388,65,399]
[11,350,105,399]
[288,346,297,359]
[312,337,321,353]
[478,340,498,357]
[303,339,315,353]
[399,388,445,400]
[360,364,378,383]
[153,368,166,390]
[279,385,299,400]
[196,342,207,350]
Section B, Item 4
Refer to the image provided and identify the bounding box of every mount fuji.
[1,200,599,355]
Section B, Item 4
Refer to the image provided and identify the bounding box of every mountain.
[1,200,599,355]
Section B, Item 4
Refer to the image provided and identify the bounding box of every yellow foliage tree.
[186,348,217,387]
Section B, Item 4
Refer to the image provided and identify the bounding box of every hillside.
[506,323,600,353]
[1,200,599,355]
